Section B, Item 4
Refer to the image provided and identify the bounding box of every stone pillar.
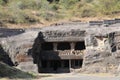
[69,59,71,68]
[69,59,72,72]
[53,43,57,51]
[70,42,75,50]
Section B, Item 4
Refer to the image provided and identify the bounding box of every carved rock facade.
[32,22,120,73]
[1,20,120,74]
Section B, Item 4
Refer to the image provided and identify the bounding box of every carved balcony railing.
[40,50,85,60]
[58,50,84,56]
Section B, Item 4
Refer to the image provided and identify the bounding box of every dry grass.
[0,0,120,28]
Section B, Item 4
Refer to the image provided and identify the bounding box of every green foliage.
[93,0,120,15]
[84,0,94,3]
[0,0,8,5]
[0,0,4,5]
[0,0,120,26]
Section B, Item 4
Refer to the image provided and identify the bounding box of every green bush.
[0,0,9,5]
[0,0,120,26]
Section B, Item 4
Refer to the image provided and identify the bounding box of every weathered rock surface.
[0,28,25,37]
[1,21,120,74]
[32,21,120,74]
[0,28,40,73]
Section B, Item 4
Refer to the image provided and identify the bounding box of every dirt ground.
[39,73,120,80]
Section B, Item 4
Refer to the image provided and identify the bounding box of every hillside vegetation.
[0,0,120,28]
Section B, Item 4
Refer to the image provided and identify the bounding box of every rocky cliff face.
[83,33,120,74]
[1,21,120,74]
[0,28,40,73]
[31,22,120,74]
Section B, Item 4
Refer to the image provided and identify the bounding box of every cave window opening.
[75,41,86,50]
[41,42,53,50]
[75,60,79,66]
[57,42,70,50]
[74,59,83,68]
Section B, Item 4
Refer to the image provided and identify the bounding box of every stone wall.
[83,33,120,74]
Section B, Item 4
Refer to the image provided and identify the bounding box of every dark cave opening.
[0,45,14,66]
[57,42,70,50]
[41,42,53,50]
[75,41,86,50]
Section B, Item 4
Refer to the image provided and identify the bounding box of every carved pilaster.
[70,42,75,50]
[53,43,57,51]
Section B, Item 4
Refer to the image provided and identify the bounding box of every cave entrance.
[40,60,70,73]
[75,41,86,50]
[50,60,61,71]
[40,59,83,73]
[71,59,83,68]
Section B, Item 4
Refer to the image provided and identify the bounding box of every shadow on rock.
[0,62,36,79]
[0,45,14,66]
